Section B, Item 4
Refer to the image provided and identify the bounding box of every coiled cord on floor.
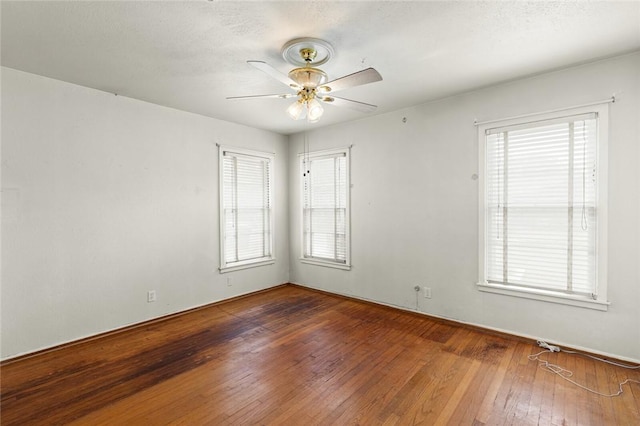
[528,341,640,398]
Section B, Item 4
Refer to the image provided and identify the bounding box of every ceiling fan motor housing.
[288,67,328,89]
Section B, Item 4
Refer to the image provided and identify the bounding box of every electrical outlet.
[147,290,156,303]
[423,287,432,299]
[227,277,232,287]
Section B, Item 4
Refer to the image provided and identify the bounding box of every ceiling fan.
[227,38,383,123]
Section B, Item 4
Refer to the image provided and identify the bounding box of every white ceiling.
[2,1,639,135]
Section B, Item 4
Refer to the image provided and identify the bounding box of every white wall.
[1,67,289,360]
[3,52,638,362]
[289,52,640,362]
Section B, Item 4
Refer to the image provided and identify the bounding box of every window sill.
[300,258,351,271]
[219,259,275,274]
[477,282,609,311]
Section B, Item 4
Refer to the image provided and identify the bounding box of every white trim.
[299,258,351,270]
[477,282,609,311]
[216,142,275,156]
[474,96,615,126]
[1,281,289,362]
[218,146,226,270]
[299,146,351,268]
[297,145,354,157]
[219,259,276,274]
[219,145,275,161]
[218,145,275,272]
[477,103,609,308]
[485,112,597,135]
[595,106,609,302]
[291,282,639,365]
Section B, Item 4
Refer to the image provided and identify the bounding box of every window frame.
[477,104,609,310]
[299,147,351,270]
[218,145,275,273]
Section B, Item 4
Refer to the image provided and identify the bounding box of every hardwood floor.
[2,285,639,425]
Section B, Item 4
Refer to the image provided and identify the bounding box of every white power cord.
[536,340,560,352]
[529,340,640,398]
[536,340,640,368]
[562,348,640,369]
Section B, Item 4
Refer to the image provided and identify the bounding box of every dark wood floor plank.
[2,285,639,425]
[474,342,517,424]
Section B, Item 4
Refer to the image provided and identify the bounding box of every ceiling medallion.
[281,37,335,67]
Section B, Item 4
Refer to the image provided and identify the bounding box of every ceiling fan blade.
[319,96,377,113]
[247,60,300,89]
[322,68,382,93]
[226,94,296,100]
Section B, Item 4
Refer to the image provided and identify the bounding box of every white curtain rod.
[474,96,616,127]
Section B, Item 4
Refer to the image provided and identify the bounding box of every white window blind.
[219,148,273,271]
[301,149,350,267]
[484,113,599,296]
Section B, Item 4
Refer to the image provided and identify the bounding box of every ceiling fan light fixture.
[287,100,306,120]
[231,37,381,125]
[306,98,324,122]
[288,67,328,89]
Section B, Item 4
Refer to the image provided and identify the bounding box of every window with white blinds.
[301,148,350,269]
[478,104,608,309]
[219,147,274,272]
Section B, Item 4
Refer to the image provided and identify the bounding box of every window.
[219,146,274,272]
[300,148,350,269]
[478,104,608,310]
